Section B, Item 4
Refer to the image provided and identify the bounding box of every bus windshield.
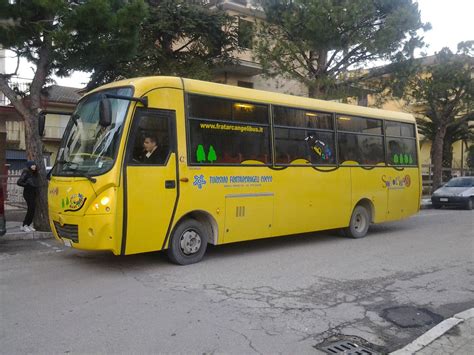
[53,87,133,177]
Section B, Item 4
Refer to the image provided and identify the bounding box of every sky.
[4,0,474,88]
[415,0,473,55]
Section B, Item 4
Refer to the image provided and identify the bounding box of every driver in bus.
[141,133,167,164]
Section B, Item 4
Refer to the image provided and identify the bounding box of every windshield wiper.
[58,159,97,183]
[72,171,97,183]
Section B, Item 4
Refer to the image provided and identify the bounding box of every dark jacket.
[17,168,39,194]
[142,147,168,164]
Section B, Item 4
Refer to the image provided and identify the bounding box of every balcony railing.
[0,78,31,107]
[7,125,66,141]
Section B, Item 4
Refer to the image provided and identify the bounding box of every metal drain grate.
[320,340,378,355]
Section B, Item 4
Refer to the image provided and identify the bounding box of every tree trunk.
[23,111,50,231]
[430,125,447,192]
[442,136,453,180]
[0,38,51,231]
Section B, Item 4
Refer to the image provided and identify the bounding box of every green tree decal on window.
[409,155,413,164]
[196,144,206,163]
[208,145,217,163]
[393,154,399,164]
[399,154,404,164]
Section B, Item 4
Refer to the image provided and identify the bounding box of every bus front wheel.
[344,205,370,239]
[167,219,208,265]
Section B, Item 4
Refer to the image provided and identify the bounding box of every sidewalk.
[2,203,53,241]
[2,220,54,241]
[391,308,474,354]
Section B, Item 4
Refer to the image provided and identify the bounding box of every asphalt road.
[1,209,473,354]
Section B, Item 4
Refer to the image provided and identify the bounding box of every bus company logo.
[62,193,87,212]
[382,174,411,189]
[193,174,207,189]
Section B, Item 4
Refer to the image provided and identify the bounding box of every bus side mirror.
[38,112,46,136]
[99,96,112,127]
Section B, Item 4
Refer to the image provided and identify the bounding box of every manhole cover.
[381,306,443,328]
[315,336,382,355]
[319,340,378,354]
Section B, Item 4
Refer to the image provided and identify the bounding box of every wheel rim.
[353,212,367,232]
[179,229,202,255]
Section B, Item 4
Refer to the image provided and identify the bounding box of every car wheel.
[344,205,370,238]
[433,203,442,209]
[466,198,473,210]
[167,219,208,265]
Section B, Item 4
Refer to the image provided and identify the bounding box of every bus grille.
[54,222,79,243]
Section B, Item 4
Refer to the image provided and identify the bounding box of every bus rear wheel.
[167,219,208,265]
[344,205,370,238]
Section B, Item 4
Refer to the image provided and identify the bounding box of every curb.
[1,231,53,241]
[390,307,474,354]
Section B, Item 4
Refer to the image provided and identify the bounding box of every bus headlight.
[101,197,110,206]
[88,188,115,214]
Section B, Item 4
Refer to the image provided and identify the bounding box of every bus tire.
[344,205,370,239]
[167,219,208,265]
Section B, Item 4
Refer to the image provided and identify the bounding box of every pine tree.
[254,0,428,99]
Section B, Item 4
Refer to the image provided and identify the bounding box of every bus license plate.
[63,239,72,247]
[440,198,448,202]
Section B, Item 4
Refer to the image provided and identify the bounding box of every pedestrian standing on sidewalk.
[16,161,39,232]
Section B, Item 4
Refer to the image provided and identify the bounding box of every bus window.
[189,94,269,125]
[188,119,270,165]
[385,121,416,137]
[188,95,271,165]
[189,95,232,121]
[127,109,173,165]
[338,133,384,165]
[337,115,383,135]
[274,106,333,130]
[275,128,335,165]
[387,137,418,165]
[385,122,417,165]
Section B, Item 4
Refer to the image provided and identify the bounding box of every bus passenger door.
[123,108,177,255]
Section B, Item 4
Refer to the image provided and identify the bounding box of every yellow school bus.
[48,76,421,264]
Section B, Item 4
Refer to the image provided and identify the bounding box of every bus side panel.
[350,166,388,223]
[385,167,421,221]
[224,194,274,243]
[350,167,420,223]
[272,167,351,236]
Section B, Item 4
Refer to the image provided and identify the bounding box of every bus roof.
[91,76,415,123]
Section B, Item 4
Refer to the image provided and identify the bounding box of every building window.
[238,18,254,49]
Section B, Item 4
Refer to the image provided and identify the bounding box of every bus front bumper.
[49,212,120,255]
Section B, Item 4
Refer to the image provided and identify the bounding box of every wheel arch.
[354,198,375,223]
[172,210,218,246]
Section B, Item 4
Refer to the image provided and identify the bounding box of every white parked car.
[431,176,474,210]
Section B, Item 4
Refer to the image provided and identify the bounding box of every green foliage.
[254,0,428,98]
[0,0,147,86]
[408,46,474,162]
[85,0,239,89]
[401,44,473,188]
